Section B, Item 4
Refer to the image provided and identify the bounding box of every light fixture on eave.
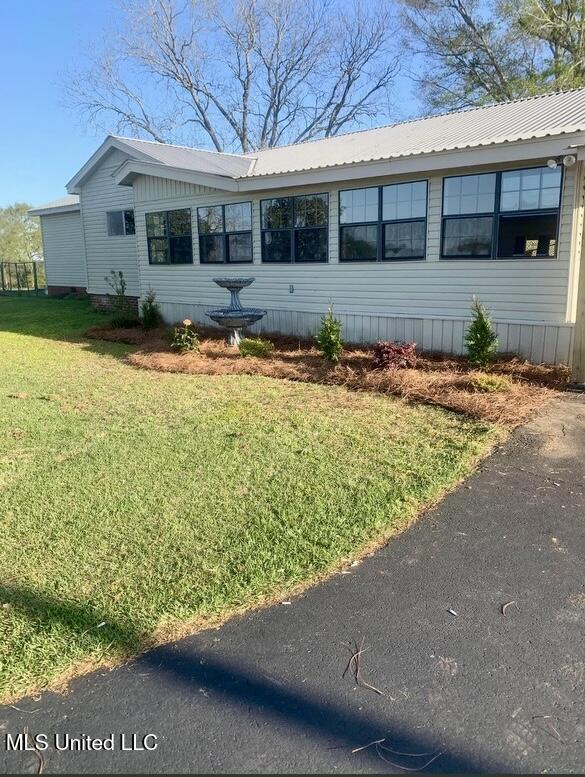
[563,154,577,167]
[547,158,559,169]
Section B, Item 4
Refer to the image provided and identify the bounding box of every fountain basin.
[212,277,255,291]
[207,308,267,329]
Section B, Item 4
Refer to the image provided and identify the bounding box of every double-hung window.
[261,193,329,263]
[146,209,193,265]
[339,181,428,261]
[442,174,496,258]
[107,210,135,236]
[441,167,562,259]
[198,202,253,264]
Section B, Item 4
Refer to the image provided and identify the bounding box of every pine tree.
[316,306,343,363]
[465,296,498,368]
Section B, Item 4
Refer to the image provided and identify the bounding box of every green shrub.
[110,312,141,328]
[316,305,343,363]
[238,337,274,358]
[465,296,498,368]
[140,289,163,329]
[470,373,512,393]
[105,270,128,311]
[104,270,139,327]
[171,319,200,352]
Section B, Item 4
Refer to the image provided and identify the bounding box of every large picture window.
[197,202,252,264]
[441,167,562,259]
[261,193,328,263]
[339,181,428,261]
[146,209,192,265]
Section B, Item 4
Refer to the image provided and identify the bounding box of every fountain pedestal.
[206,278,267,346]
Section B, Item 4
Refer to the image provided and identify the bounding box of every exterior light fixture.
[546,158,558,169]
[563,154,577,167]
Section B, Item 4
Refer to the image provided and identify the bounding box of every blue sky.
[0,1,116,208]
[0,0,416,209]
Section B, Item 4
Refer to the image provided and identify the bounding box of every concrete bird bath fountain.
[206,277,267,346]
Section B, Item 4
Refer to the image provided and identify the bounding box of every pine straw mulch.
[86,324,570,426]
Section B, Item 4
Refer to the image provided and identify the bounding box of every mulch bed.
[86,324,570,426]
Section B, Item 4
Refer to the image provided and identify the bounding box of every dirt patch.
[87,325,569,426]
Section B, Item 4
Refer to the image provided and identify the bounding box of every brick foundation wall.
[47,285,87,297]
[89,293,139,314]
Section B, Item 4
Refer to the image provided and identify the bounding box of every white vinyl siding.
[79,148,139,296]
[39,211,86,287]
[131,162,577,325]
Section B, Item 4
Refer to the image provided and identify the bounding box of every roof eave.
[236,133,585,190]
[110,132,585,194]
[114,159,240,191]
[66,136,160,194]
[28,204,81,217]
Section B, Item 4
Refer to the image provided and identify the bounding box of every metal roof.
[112,137,254,178]
[246,88,585,177]
[68,88,585,194]
[29,195,80,216]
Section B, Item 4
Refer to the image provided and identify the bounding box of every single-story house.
[31,88,585,378]
[28,195,87,295]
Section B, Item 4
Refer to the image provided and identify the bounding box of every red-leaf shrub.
[372,340,417,370]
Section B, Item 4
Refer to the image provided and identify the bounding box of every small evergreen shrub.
[238,337,274,358]
[171,319,200,352]
[470,373,512,393]
[372,340,417,370]
[316,306,343,363]
[465,296,499,368]
[110,312,141,328]
[140,289,163,329]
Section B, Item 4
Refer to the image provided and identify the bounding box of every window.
[441,174,496,258]
[146,208,192,265]
[500,167,561,212]
[497,167,561,258]
[443,174,496,216]
[443,216,493,257]
[441,167,562,259]
[107,210,135,236]
[498,213,558,257]
[340,181,428,261]
[261,193,328,263]
[340,187,378,224]
[198,202,252,264]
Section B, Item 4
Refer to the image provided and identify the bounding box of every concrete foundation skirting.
[155,301,575,366]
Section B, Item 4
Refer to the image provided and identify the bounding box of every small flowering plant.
[171,319,200,352]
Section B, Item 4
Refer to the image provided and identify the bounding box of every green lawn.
[0,296,499,702]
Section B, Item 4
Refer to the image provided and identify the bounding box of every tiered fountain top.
[206,277,267,344]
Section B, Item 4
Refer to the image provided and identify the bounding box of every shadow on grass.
[1,584,495,773]
[0,296,134,360]
[0,585,143,654]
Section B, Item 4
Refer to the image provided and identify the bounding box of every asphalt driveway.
[1,395,584,774]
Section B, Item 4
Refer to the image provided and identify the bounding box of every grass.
[116,326,564,426]
[0,297,499,703]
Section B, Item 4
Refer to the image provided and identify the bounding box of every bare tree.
[66,0,399,152]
